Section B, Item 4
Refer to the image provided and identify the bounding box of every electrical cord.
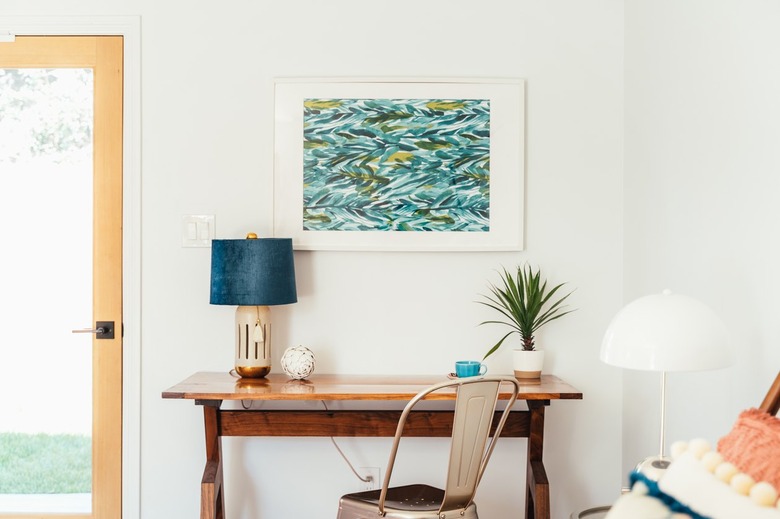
[226,393,372,483]
[321,401,372,484]
[225,369,368,479]
[226,369,254,409]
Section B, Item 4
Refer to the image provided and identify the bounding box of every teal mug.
[455,360,488,378]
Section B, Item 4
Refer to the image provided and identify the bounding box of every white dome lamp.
[601,290,733,479]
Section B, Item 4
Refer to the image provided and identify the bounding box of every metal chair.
[337,376,521,519]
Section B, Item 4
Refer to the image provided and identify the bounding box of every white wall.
[624,0,780,478]
[5,1,778,515]
[2,1,624,518]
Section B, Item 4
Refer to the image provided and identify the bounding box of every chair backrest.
[378,376,521,515]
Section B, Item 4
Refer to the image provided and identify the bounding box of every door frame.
[0,16,142,519]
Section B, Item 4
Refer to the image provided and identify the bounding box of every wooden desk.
[162,372,582,519]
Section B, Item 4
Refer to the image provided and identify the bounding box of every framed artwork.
[273,77,525,251]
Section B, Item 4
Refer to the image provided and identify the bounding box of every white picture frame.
[273,77,525,251]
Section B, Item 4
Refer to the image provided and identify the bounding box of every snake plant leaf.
[478,264,575,358]
[482,330,517,361]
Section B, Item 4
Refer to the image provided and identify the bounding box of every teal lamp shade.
[209,236,297,378]
[210,237,297,306]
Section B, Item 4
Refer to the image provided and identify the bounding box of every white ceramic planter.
[513,349,544,379]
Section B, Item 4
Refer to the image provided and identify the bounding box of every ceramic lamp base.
[235,305,272,378]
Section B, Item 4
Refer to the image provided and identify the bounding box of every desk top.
[161,372,582,402]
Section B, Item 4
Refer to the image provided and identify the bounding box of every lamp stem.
[659,371,667,459]
[634,369,671,479]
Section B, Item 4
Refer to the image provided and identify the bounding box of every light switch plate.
[181,215,215,247]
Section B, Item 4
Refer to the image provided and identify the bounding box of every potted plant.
[478,264,575,379]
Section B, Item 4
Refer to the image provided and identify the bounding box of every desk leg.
[526,401,550,519]
[201,402,225,519]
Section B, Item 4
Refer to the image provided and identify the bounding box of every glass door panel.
[0,67,93,514]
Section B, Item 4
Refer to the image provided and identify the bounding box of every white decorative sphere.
[715,462,739,483]
[688,438,711,459]
[731,472,755,495]
[750,482,778,507]
[280,346,315,380]
[670,441,688,459]
[701,451,724,472]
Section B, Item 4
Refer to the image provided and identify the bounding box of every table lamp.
[600,290,733,479]
[210,233,297,378]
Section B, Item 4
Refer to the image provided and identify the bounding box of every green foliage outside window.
[0,432,91,493]
[0,68,93,164]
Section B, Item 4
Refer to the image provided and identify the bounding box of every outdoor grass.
[0,432,91,493]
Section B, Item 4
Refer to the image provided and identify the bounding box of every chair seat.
[338,484,478,519]
[335,377,520,519]
[344,484,443,511]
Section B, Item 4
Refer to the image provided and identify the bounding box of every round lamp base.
[634,455,671,481]
[235,365,270,378]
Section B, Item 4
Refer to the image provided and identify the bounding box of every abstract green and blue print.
[302,98,490,232]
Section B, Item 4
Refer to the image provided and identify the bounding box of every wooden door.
[0,36,123,518]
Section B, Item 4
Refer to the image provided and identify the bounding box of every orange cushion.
[718,408,780,490]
